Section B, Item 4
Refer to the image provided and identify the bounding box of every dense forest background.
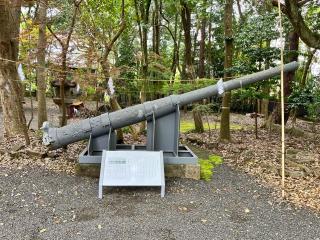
[0,0,319,144]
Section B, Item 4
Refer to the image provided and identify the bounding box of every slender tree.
[152,0,160,55]
[261,39,271,120]
[0,0,30,144]
[301,48,316,86]
[219,0,234,142]
[100,0,126,112]
[198,0,207,78]
[48,0,82,126]
[274,30,299,124]
[81,0,132,140]
[180,0,195,79]
[36,0,48,129]
[134,0,151,132]
[159,2,180,77]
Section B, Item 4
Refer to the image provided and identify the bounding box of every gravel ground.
[1,100,319,239]
[0,164,319,240]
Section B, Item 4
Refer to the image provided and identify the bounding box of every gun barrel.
[43,61,298,149]
[178,61,298,105]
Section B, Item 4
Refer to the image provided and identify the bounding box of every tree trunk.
[135,0,151,132]
[180,0,195,80]
[171,13,179,76]
[193,109,204,133]
[36,0,47,129]
[261,40,271,119]
[236,0,244,24]
[192,22,199,63]
[59,46,68,126]
[152,0,160,55]
[0,0,29,144]
[219,0,233,142]
[206,9,212,78]
[198,13,206,78]
[274,31,299,124]
[301,48,316,86]
[100,18,127,141]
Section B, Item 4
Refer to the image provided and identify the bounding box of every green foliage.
[121,126,131,134]
[289,79,320,121]
[307,101,320,123]
[161,79,218,95]
[16,0,317,116]
[193,104,214,114]
[234,11,280,75]
[193,103,222,114]
[48,0,76,32]
[86,86,96,96]
[199,155,223,181]
[305,1,320,33]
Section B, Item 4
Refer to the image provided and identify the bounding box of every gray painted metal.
[98,150,165,199]
[79,144,198,165]
[147,105,180,154]
[42,61,299,149]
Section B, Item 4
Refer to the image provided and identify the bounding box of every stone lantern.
[51,79,77,124]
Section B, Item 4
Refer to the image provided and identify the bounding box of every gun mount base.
[77,105,198,167]
[79,144,198,165]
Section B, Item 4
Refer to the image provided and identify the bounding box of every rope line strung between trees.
[0,56,238,82]
[277,0,286,199]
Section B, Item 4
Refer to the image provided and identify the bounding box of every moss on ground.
[180,120,242,133]
[199,155,223,181]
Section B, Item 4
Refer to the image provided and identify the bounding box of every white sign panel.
[99,150,165,199]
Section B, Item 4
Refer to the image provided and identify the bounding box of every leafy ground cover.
[181,113,320,212]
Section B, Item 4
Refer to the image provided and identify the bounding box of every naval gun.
[42,62,298,165]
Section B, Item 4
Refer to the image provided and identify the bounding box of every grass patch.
[199,155,223,181]
[180,120,242,133]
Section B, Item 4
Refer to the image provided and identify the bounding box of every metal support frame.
[146,105,180,154]
[79,105,198,166]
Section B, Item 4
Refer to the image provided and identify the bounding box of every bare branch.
[66,0,83,47]
[159,24,175,42]
[103,21,126,61]
[47,25,64,48]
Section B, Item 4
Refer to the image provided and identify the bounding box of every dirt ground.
[0,99,320,239]
[0,98,99,139]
